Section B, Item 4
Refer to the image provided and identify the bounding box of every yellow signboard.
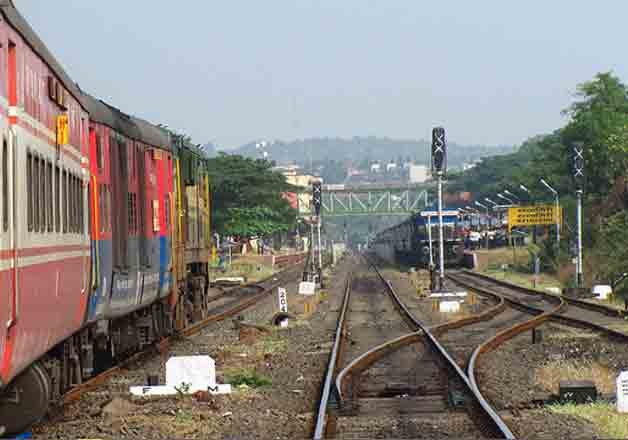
[56,114,69,145]
[508,205,561,231]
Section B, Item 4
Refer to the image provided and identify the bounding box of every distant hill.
[231,137,514,169]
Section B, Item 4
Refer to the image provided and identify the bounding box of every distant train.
[371,210,465,268]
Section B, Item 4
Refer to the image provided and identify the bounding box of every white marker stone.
[439,301,461,313]
[299,281,316,296]
[617,371,628,413]
[130,355,232,397]
[166,355,216,390]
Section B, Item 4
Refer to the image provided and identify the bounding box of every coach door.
[1,128,18,353]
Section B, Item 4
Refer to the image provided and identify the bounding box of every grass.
[548,401,628,439]
[534,358,616,395]
[258,333,288,356]
[225,369,272,388]
[482,267,562,292]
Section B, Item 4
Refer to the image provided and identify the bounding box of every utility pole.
[431,127,447,291]
[573,143,585,288]
[427,214,434,267]
[312,181,323,287]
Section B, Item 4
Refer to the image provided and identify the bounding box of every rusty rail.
[461,269,626,318]
[364,259,516,440]
[63,261,304,405]
[313,273,352,440]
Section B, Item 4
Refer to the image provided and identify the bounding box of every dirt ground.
[476,323,628,439]
[31,258,352,440]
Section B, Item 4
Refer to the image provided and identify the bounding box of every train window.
[8,42,16,108]
[33,156,40,232]
[79,178,84,233]
[55,165,60,232]
[164,195,170,231]
[98,184,104,234]
[135,146,140,179]
[127,192,137,233]
[152,199,160,233]
[47,161,53,232]
[106,185,111,232]
[27,153,32,231]
[62,169,68,233]
[78,176,82,233]
[71,175,77,233]
[68,173,73,233]
[40,159,45,233]
[2,139,8,232]
[96,134,103,171]
[73,175,78,233]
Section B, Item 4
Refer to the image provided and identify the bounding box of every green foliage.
[206,154,297,236]
[594,211,628,290]
[224,207,291,237]
[450,72,628,201]
[226,370,272,388]
[560,72,628,195]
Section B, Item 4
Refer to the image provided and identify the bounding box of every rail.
[367,262,515,440]
[313,273,352,439]
[63,261,305,405]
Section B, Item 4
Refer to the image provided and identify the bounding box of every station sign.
[507,205,561,231]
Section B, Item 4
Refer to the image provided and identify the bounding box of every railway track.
[61,261,305,406]
[314,256,513,439]
[448,270,628,339]
[444,270,628,414]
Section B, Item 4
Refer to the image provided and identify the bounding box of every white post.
[437,173,445,290]
[427,214,434,267]
[485,209,489,249]
[317,219,323,273]
[555,195,561,248]
[576,190,583,287]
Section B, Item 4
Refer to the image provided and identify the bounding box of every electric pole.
[573,142,585,288]
[431,127,447,291]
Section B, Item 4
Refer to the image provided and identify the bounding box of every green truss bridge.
[299,183,433,217]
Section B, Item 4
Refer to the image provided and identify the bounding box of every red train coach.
[0,3,90,433]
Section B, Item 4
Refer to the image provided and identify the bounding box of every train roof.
[0,2,86,109]
[83,93,171,150]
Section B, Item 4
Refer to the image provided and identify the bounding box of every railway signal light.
[572,142,585,191]
[312,181,322,216]
[431,127,446,174]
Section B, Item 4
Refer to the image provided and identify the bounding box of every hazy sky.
[18,1,628,149]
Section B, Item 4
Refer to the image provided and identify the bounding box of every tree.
[224,207,292,238]
[560,72,628,195]
[206,154,297,236]
[593,211,628,295]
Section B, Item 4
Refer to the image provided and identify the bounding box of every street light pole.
[572,143,585,288]
[576,189,583,287]
[498,193,516,205]
[540,179,560,249]
[427,214,434,267]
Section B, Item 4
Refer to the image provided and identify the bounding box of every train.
[371,209,466,268]
[0,3,218,434]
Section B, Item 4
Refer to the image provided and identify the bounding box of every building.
[408,165,430,183]
[275,165,319,215]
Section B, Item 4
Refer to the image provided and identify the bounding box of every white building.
[409,165,430,183]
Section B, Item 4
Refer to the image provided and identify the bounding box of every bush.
[226,370,272,388]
